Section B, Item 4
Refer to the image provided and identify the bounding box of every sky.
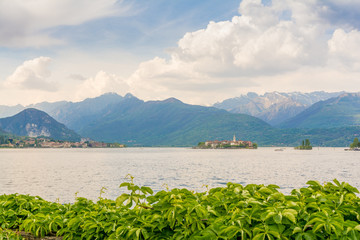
[1,0,360,106]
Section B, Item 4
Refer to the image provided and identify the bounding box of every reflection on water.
[0,147,359,203]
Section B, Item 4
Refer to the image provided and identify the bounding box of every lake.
[0,147,359,203]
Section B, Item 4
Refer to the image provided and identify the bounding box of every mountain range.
[213,91,344,125]
[279,93,360,129]
[0,91,360,146]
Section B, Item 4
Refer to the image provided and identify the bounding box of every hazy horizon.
[0,90,353,108]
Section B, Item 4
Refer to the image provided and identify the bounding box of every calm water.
[0,147,359,203]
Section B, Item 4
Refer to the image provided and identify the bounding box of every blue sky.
[38,1,239,56]
[1,0,360,106]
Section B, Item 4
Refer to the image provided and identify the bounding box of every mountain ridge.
[79,96,272,146]
[213,91,344,125]
[0,108,81,141]
[279,92,360,129]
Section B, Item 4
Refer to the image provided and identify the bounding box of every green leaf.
[354,225,360,231]
[142,228,150,239]
[313,223,325,233]
[274,213,282,224]
[258,187,273,195]
[262,212,276,221]
[119,182,130,188]
[253,233,265,240]
[292,227,302,234]
[306,180,322,189]
[115,194,129,206]
[141,186,154,195]
[344,183,359,193]
[303,232,316,240]
[268,230,281,238]
[283,209,297,223]
[136,228,141,239]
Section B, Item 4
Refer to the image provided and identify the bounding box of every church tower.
[233,134,236,142]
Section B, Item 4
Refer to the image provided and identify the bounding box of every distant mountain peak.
[163,97,182,103]
[124,93,136,99]
[14,108,50,119]
[22,108,45,113]
[0,108,81,141]
[247,92,258,98]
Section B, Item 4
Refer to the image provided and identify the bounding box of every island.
[195,135,257,149]
[345,137,360,151]
[295,139,312,150]
[0,136,125,148]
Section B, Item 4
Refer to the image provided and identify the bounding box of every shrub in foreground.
[1,179,360,239]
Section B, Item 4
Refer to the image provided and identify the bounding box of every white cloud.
[0,0,129,47]
[2,0,360,106]
[4,57,57,91]
[126,0,360,104]
[75,71,130,101]
[328,29,360,69]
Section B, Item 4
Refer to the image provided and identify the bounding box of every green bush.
[1,179,360,239]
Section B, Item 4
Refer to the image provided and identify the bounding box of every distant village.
[196,135,257,149]
[0,136,125,148]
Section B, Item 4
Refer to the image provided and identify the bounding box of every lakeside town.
[0,136,125,148]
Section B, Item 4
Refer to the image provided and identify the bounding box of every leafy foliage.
[0,228,22,239]
[2,179,360,239]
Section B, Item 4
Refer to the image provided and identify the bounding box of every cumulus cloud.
[126,0,360,104]
[4,57,57,91]
[328,29,360,69]
[76,71,130,100]
[0,0,129,47]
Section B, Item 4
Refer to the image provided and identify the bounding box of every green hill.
[0,108,81,141]
[279,93,360,129]
[80,97,272,146]
[78,95,360,147]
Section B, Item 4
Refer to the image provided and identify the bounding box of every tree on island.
[295,139,312,150]
[350,137,360,149]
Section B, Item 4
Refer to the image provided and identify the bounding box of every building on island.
[200,134,256,149]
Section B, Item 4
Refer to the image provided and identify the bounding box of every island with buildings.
[195,135,257,149]
[0,136,125,148]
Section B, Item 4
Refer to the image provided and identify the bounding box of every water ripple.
[0,147,359,202]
